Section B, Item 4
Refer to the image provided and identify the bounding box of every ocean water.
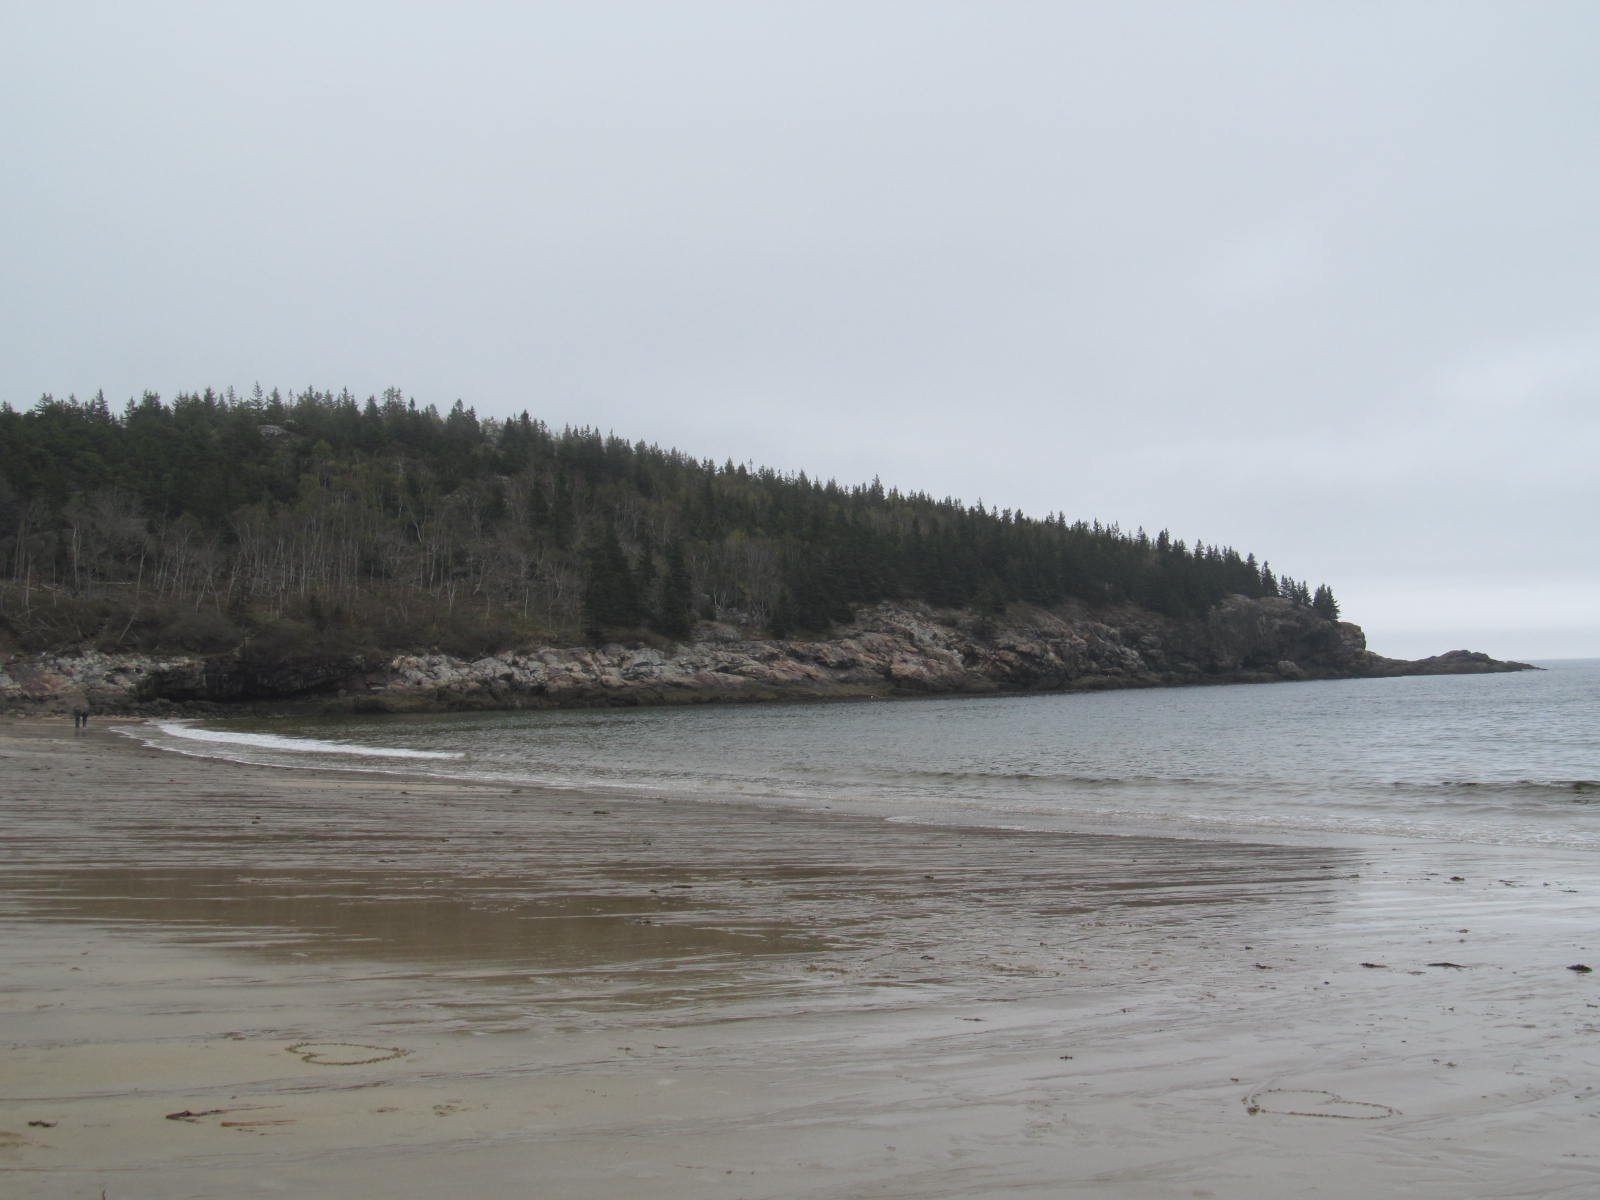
[122,660,1600,851]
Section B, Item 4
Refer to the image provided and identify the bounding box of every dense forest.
[0,387,1339,657]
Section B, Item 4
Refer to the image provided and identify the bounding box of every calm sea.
[121,660,1600,852]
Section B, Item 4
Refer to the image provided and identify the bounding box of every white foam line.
[112,723,464,785]
[151,720,465,760]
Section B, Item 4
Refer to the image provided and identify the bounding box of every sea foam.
[151,721,464,761]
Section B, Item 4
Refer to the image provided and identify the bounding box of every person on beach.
[71,696,90,730]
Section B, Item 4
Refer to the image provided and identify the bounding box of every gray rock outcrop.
[0,596,1535,715]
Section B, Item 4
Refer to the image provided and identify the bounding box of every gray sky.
[5,1,1597,659]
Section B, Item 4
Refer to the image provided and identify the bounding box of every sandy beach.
[3,717,1598,1199]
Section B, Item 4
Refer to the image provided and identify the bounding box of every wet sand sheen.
[2,718,1599,1198]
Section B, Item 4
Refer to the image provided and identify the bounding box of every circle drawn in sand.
[1244,1088,1399,1120]
[287,1042,408,1067]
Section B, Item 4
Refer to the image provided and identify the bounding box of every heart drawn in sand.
[1244,1088,1400,1120]
[286,1041,409,1066]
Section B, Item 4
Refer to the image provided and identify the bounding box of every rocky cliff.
[0,595,1534,715]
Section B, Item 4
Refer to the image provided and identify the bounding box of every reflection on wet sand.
[2,720,1369,1052]
[13,866,813,967]
[3,723,1360,1020]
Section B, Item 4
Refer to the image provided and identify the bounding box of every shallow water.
[127,660,1600,850]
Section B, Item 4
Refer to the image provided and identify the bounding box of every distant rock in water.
[0,595,1537,714]
[1372,648,1537,675]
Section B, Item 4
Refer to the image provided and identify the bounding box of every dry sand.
[2,716,1598,1198]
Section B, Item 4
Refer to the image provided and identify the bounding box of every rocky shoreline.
[0,595,1535,716]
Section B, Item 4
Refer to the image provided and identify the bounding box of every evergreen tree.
[1311,584,1340,621]
[654,543,695,641]
[580,524,638,642]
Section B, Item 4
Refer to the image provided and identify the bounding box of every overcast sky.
[4,2,1596,658]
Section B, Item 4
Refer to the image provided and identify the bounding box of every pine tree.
[654,542,694,640]
[1311,584,1340,621]
[1259,561,1278,597]
[581,524,638,642]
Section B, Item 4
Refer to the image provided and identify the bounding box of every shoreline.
[4,718,1599,1197]
[108,698,1595,856]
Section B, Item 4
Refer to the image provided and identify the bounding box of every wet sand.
[3,717,1598,1198]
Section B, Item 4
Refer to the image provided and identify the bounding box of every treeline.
[0,387,1340,655]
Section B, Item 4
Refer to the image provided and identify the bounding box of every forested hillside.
[0,388,1339,656]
